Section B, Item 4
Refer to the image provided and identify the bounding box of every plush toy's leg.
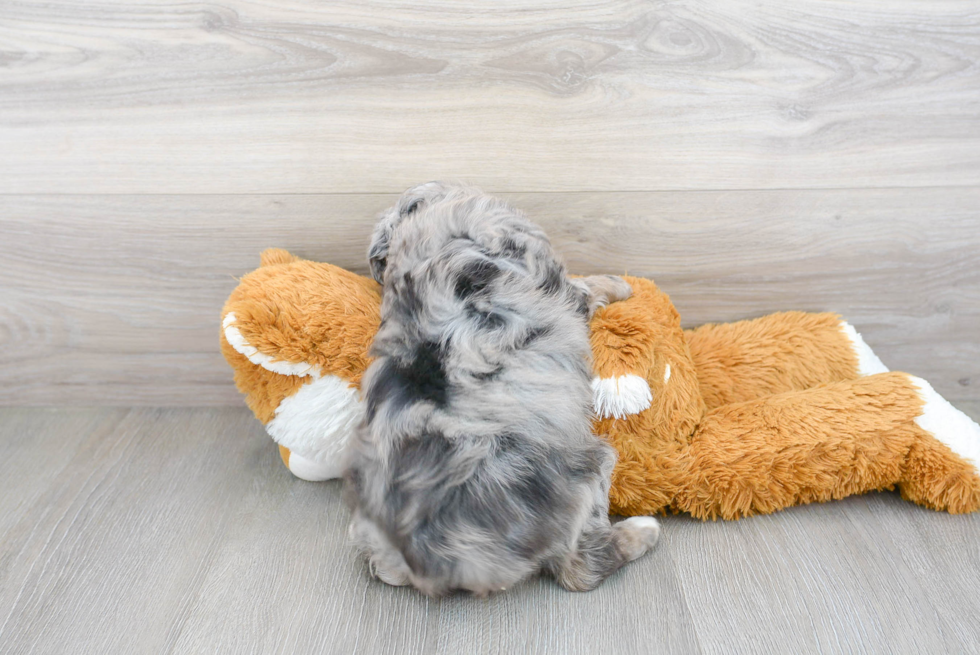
[898,377,980,512]
[672,373,980,519]
[277,445,344,482]
[684,311,888,410]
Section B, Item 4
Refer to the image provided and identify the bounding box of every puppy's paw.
[602,275,633,305]
[614,516,660,561]
[575,275,633,317]
[369,559,412,587]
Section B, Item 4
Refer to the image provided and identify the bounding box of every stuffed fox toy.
[221,249,980,519]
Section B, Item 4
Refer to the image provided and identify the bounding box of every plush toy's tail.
[673,372,980,520]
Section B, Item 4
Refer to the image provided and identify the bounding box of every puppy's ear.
[368,189,435,284]
[370,182,458,284]
[368,213,393,284]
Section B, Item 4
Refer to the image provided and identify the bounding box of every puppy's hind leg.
[549,516,660,592]
[571,275,634,318]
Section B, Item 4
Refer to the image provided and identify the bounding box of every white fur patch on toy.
[911,376,980,472]
[266,373,364,478]
[840,322,889,376]
[592,375,653,420]
[223,312,321,378]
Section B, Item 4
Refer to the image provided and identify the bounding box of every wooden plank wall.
[1,0,978,405]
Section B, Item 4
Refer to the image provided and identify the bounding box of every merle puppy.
[345,182,660,596]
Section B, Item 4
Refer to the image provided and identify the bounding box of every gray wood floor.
[3,1,980,653]
[2,404,980,655]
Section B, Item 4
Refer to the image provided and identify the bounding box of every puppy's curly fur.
[345,182,659,596]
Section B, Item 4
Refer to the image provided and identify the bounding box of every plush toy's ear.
[260,248,299,267]
[223,250,315,377]
[223,251,320,377]
[222,311,321,378]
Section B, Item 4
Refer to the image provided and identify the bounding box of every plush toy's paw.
[265,374,364,480]
[592,375,653,419]
[280,447,345,481]
[287,457,341,482]
[911,376,980,473]
[840,321,890,376]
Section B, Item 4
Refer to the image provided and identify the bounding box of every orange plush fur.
[221,250,980,519]
[221,249,379,420]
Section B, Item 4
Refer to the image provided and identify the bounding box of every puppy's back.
[347,188,612,595]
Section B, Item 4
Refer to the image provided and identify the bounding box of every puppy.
[345,182,660,596]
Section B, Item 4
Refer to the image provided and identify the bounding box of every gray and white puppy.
[345,182,660,596]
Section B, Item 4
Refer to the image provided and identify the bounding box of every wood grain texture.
[2,189,978,405]
[1,0,979,193]
[1,405,980,654]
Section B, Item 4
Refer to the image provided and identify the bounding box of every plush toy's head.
[220,249,382,480]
